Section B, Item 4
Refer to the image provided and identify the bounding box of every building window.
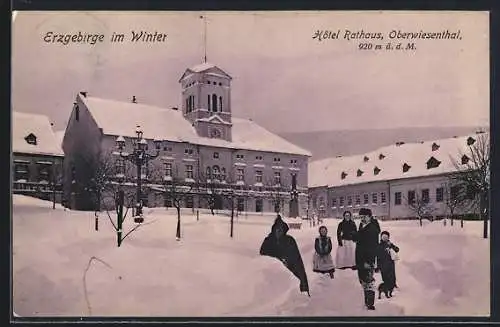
[290,159,297,164]
[164,162,172,177]
[116,160,126,175]
[451,185,461,200]
[14,163,29,181]
[140,165,148,178]
[426,157,442,169]
[237,168,245,181]
[381,192,387,204]
[436,187,444,202]
[221,168,226,181]
[213,152,219,159]
[374,166,381,175]
[219,96,223,111]
[75,105,80,121]
[25,133,37,145]
[274,157,281,162]
[236,154,244,159]
[403,163,411,173]
[255,170,263,183]
[422,189,430,203]
[339,196,345,207]
[395,192,402,205]
[331,197,337,208]
[185,165,194,179]
[212,165,220,181]
[212,94,217,112]
[355,194,361,206]
[341,172,347,179]
[274,171,281,185]
[372,192,378,204]
[255,155,263,161]
[37,163,51,182]
[207,94,211,110]
[184,148,194,155]
[407,190,416,205]
[347,195,352,207]
[163,143,172,151]
[357,169,363,177]
[363,193,369,205]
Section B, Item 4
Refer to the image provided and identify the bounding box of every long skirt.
[312,253,335,273]
[335,239,356,269]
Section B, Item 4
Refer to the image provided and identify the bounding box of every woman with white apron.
[335,210,357,270]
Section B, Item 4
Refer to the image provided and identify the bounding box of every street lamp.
[115,125,161,223]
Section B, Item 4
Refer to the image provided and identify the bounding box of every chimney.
[80,91,87,97]
[132,96,137,103]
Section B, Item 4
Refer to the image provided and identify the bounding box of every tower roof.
[179,63,232,82]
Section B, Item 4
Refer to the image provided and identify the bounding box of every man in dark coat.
[260,215,310,296]
[355,208,381,310]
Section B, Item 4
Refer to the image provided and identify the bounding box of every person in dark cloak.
[259,215,310,296]
[375,230,400,293]
[355,208,381,310]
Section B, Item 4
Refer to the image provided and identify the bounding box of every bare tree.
[451,132,490,238]
[442,179,476,228]
[405,191,437,227]
[154,164,195,240]
[264,176,290,216]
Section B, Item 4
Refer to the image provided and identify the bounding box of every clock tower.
[179,63,233,142]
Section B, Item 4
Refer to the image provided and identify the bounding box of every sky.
[11,11,489,133]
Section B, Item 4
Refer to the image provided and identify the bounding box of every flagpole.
[200,14,207,63]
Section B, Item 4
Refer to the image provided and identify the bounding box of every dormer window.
[25,133,37,145]
[357,169,363,177]
[403,163,411,173]
[374,166,381,175]
[431,142,440,151]
[363,156,369,162]
[341,171,347,179]
[379,154,385,160]
[461,155,470,165]
[467,137,476,146]
[426,157,441,169]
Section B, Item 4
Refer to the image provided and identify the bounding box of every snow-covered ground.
[12,195,490,317]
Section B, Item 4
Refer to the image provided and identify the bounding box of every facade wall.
[12,152,64,203]
[62,94,104,210]
[328,182,390,219]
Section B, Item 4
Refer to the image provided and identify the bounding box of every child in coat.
[312,225,336,278]
[375,230,400,292]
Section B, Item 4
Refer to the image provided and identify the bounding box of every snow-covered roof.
[308,133,489,188]
[54,130,65,148]
[12,111,64,157]
[179,63,232,81]
[80,96,312,157]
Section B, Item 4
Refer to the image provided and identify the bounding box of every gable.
[179,63,232,82]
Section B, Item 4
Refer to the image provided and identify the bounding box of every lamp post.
[115,125,161,223]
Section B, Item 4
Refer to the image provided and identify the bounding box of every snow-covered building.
[61,63,311,214]
[308,132,488,220]
[12,111,64,202]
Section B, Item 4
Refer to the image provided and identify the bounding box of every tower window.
[213,152,219,159]
[219,96,223,111]
[219,82,222,86]
[212,94,217,112]
[208,95,211,110]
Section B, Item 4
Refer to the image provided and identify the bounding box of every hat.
[381,230,390,237]
[358,208,372,217]
[271,215,289,234]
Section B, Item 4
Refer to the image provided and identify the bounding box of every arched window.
[219,96,223,112]
[212,94,217,112]
[207,95,211,111]
[221,168,226,181]
[185,98,189,113]
[206,167,212,179]
[212,165,220,181]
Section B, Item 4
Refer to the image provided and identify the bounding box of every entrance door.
[255,198,263,212]
[237,198,245,212]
